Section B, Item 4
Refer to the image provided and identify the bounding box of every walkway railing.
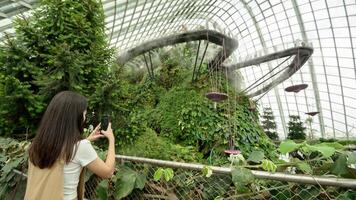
[13,155,356,199]
[85,155,356,199]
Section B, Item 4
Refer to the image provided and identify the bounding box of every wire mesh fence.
[82,155,356,200]
[12,155,356,200]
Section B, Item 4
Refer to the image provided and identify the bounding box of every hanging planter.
[224,149,241,155]
[224,136,240,155]
[284,84,308,93]
[305,111,319,116]
[236,96,241,102]
[248,99,256,111]
[206,92,228,102]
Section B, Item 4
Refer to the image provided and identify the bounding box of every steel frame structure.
[1,0,355,139]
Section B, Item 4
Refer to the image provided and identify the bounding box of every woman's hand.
[87,124,105,142]
[101,122,115,142]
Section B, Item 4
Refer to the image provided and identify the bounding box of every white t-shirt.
[63,139,97,200]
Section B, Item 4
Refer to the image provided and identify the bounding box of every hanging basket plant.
[284,84,308,93]
[205,92,228,102]
[248,99,256,112]
[305,111,319,116]
[224,149,241,155]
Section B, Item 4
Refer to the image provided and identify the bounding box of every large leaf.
[163,168,174,182]
[115,172,137,199]
[247,150,265,163]
[231,167,254,187]
[202,166,213,178]
[261,159,277,172]
[279,140,301,154]
[331,154,348,176]
[95,180,108,200]
[319,142,344,150]
[297,162,312,174]
[347,152,356,165]
[306,144,335,158]
[135,173,147,190]
[337,190,356,200]
[154,168,164,181]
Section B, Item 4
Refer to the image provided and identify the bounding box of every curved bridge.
[117,30,313,98]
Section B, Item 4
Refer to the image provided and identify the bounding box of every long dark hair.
[29,91,87,168]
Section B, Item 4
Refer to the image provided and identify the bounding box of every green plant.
[120,128,204,162]
[278,140,356,178]
[114,166,147,199]
[0,0,113,138]
[202,166,213,178]
[155,87,207,141]
[231,167,254,192]
[154,168,174,182]
[261,107,278,140]
[261,159,277,172]
[0,137,29,198]
[157,56,185,90]
[232,99,276,158]
[95,180,109,200]
[153,86,276,160]
[287,115,306,140]
[178,98,227,151]
[97,41,276,161]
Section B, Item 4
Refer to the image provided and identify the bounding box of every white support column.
[241,0,288,137]
[291,0,325,138]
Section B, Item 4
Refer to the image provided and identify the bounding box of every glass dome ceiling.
[1,0,355,139]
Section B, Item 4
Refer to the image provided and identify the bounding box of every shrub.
[120,128,203,162]
[287,115,306,140]
[261,107,279,140]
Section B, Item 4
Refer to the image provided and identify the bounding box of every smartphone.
[100,115,110,131]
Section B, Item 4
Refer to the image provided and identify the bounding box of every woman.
[25,91,116,200]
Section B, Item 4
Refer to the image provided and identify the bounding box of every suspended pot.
[206,92,228,102]
[305,111,319,116]
[248,108,256,112]
[224,149,241,155]
[224,136,239,155]
[284,84,308,93]
[248,99,256,111]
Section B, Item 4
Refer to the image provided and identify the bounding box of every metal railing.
[84,155,356,199]
[116,155,356,189]
[13,155,356,200]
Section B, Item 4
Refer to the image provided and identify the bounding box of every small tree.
[261,107,278,140]
[287,115,306,140]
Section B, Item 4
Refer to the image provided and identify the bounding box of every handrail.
[116,154,356,189]
[12,155,356,189]
[116,29,238,67]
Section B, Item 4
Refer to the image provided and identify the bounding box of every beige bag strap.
[77,167,86,200]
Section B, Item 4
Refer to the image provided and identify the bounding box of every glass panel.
[1,0,355,138]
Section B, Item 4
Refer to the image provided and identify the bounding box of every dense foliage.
[113,138,356,199]
[0,0,355,199]
[116,52,276,162]
[0,0,275,162]
[287,115,306,140]
[2,137,355,199]
[0,0,112,138]
[120,128,204,162]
